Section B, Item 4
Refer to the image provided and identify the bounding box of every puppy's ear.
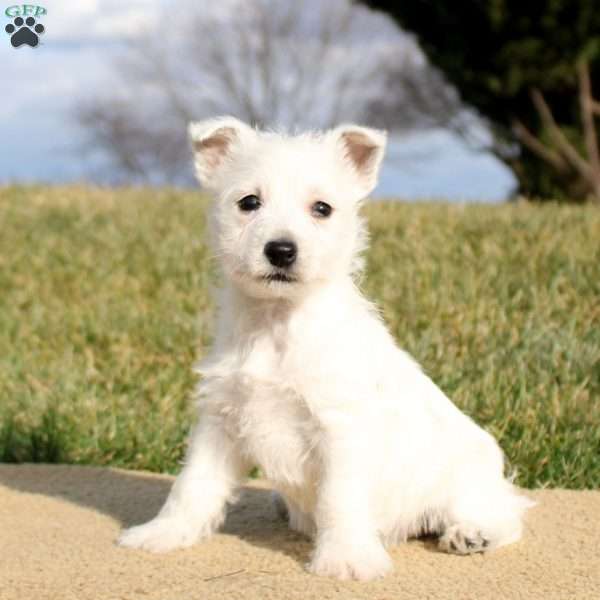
[188,117,254,187]
[330,125,387,197]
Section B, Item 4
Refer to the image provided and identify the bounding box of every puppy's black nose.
[264,239,297,268]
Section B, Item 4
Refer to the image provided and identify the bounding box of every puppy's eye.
[238,195,261,212]
[311,201,333,219]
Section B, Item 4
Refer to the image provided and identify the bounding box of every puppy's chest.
[222,372,318,484]
[204,319,321,483]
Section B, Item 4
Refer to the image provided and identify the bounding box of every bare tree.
[74,0,454,185]
[366,45,462,134]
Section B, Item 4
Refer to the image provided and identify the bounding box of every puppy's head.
[189,117,386,300]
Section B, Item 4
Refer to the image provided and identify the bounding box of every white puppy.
[119,117,533,580]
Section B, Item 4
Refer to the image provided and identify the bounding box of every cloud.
[45,0,163,43]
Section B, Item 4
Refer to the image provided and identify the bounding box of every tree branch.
[577,60,600,198]
[512,119,569,173]
[530,88,596,186]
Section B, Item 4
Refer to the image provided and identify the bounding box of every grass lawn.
[1,185,599,488]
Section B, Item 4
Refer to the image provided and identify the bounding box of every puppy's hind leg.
[439,523,491,555]
[439,480,534,555]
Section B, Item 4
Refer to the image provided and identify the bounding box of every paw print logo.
[5,16,45,48]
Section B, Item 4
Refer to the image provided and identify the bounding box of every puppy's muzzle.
[264,239,297,268]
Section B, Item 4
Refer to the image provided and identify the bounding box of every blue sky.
[0,1,516,201]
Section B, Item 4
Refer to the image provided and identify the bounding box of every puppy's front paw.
[308,539,393,581]
[118,517,200,553]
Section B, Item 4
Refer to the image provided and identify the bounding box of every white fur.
[118,117,534,580]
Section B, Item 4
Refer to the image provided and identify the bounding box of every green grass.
[1,186,599,488]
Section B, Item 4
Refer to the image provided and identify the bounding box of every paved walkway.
[0,465,598,599]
